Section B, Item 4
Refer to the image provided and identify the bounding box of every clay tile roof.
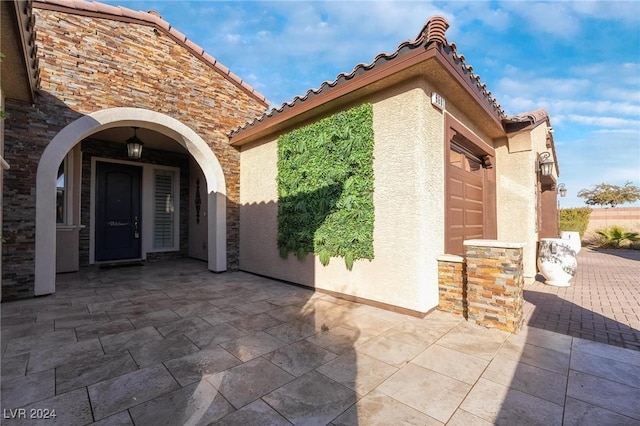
[169,27,187,43]
[505,108,550,126]
[229,15,505,139]
[32,0,268,105]
[503,108,553,134]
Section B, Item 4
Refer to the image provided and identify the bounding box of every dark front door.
[95,161,142,261]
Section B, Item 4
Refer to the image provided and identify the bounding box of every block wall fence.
[584,207,640,237]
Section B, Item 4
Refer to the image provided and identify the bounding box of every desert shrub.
[559,207,592,237]
[595,226,640,248]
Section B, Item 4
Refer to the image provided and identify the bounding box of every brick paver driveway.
[2,258,639,425]
[525,248,640,351]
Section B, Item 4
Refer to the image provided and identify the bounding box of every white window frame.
[56,152,78,227]
[151,168,179,251]
[143,164,180,254]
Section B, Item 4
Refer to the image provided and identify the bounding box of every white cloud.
[599,167,640,183]
[592,128,640,135]
[566,114,639,128]
[494,65,639,134]
[499,1,582,38]
[497,77,593,99]
[224,34,241,43]
[570,1,640,24]
[556,100,640,116]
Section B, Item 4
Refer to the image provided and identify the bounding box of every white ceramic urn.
[561,231,582,254]
[537,238,577,287]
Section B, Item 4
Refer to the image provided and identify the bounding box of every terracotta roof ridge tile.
[230,15,505,138]
[33,0,267,105]
[505,108,550,124]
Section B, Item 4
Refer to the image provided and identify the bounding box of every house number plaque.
[431,92,445,110]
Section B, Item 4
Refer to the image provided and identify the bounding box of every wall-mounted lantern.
[558,183,567,197]
[538,151,554,177]
[126,127,144,160]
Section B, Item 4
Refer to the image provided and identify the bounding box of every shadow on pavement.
[525,289,640,351]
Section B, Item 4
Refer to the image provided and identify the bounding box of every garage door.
[446,143,484,255]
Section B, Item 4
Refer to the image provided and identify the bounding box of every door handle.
[134,216,140,239]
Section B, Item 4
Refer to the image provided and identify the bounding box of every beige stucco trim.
[35,107,227,295]
[437,254,464,263]
[463,239,525,249]
[239,78,445,313]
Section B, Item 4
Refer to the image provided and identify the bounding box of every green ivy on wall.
[277,103,374,270]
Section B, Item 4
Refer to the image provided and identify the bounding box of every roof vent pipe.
[426,16,450,45]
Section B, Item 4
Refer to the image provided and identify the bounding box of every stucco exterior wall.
[240,78,445,314]
[2,9,266,299]
[496,123,557,279]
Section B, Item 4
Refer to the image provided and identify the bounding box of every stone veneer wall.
[437,240,525,333]
[437,254,466,316]
[464,240,525,333]
[2,8,266,299]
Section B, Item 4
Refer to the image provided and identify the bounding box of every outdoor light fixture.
[538,151,554,177]
[558,183,567,197]
[126,127,144,160]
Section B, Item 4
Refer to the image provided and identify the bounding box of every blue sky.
[105,1,640,207]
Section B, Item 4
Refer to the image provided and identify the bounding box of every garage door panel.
[465,210,483,226]
[465,183,483,202]
[465,232,483,241]
[450,208,464,225]
[449,236,464,256]
[449,179,463,197]
[447,145,485,255]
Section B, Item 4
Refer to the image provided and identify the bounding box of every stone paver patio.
[525,248,640,351]
[1,256,639,425]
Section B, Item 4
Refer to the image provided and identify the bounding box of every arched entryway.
[35,107,227,295]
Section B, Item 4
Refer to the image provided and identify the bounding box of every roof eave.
[230,44,440,147]
[230,14,508,146]
[434,44,505,129]
[229,43,506,147]
[503,108,550,133]
[4,0,40,101]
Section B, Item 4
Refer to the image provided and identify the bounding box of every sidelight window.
[56,161,66,223]
[153,170,175,249]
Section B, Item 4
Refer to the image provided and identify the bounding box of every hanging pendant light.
[126,127,144,160]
